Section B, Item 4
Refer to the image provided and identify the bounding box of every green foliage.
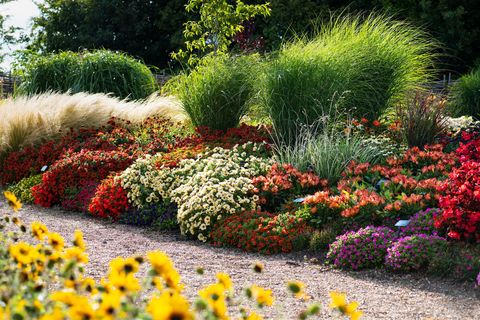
[173,0,271,66]
[16,50,157,100]
[273,118,387,185]
[308,222,343,251]
[29,0,187,69]
[171,54,260,130]
[261,13,437,144]
[450,67,480,119]
[7,174,42,204]
[397,91,448,148]
[0,0,18,67]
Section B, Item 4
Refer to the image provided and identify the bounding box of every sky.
[0,0,41,69]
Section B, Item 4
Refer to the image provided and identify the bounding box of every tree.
[29,0,189,69]
[0,0,18,67]
[172,0,271,66]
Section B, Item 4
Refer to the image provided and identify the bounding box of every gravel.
[2,204,479,319]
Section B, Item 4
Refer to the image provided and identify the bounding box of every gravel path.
[2,204,479,319]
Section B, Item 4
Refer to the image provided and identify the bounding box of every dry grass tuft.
[0,92,187,153]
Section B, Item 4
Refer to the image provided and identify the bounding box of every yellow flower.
[96,291,125,320]
[39,307,64,320]
[329,291,363,320]
[287,280,308,300]
[110,256,140,275]
[4,190,22,212]
[31,222,49,241]
[108,271,141,293]
[47,232,65,251]
[246,311,264,320]
[50,291,86,307]
[81,277,97,294]
[147,291,193,320]
[68,301,94,320]
[216,272,232,290]
[64,247,89,264]
[249,285,274,307]
[9,241,36,265]
[148,251,174,275]
[253,262,264,273]
[73,230,86,250]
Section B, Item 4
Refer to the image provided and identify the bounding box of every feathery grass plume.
[16,50,157,100]
[449,67,480,119]
[0,92,186,153]
[169,54,260,131]
[261,12,438,145]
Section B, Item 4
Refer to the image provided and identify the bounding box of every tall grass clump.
[0,92,186,153]
[449,67,480,118]
[273,113,386,185]
[170,54,259,131]
[397,91,448,148]
[262,13,437,144]
[16,50,157,100]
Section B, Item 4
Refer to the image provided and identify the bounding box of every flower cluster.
[60,180,100,212]
[326,226,396,270]
[399,208,439,237]
[32,149,134,208]
[164,143,273,242]
[211,210,312,254]
[385,234,447,272]
[436,160,480,242]
[251,163,327,212]
[303,144,456,225]
[6,174,42,204]
[88,176,129,220]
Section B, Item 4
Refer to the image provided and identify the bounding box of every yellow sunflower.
[329,291,363,320]
[4,191,21,212]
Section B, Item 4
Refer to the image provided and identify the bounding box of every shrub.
[211,210,312,254]
[326,226,396,270]
[16,50,157,100]
[427,242,480,282]
[400,208,439,237]
[32,149,134,208]
[309,222,344,251]
[450,67,480,118]
[385,234,448,272]
[261,13,436,143]
[436,160,480,242]
[397,91,448,148]
[60,180,99,212]
[88,176,129,220]
[251,163,327,212]
[6,174,43,204]
[171,54,259,130]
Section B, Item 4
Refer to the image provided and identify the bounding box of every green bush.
[7,174,43,204]
[450,67,480,119]
[261,13,436,144]
[171,54,259,130]
[16,50,157,100]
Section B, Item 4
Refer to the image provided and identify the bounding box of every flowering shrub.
[164,143,273,242]
[400,208,439,237]
[302,144,456,225]
[6,174,43,204]
[32,149,134,208]
[326,226,396,270]
[211,210,312,254]
[385,234,447,272]
[436,160,480,242]
[251,163,327,212]
[88,176,129,220]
